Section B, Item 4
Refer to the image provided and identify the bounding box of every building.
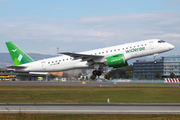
[0,68,49,81]
[133,56,180,79]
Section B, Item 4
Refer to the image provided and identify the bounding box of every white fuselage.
[17,39,174,72]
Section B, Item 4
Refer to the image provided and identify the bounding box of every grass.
[0,114,180,120]
[0,86,179,103]
[0,86,179,119]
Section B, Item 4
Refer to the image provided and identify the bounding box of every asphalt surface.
[0,81,114,87]
[0,81,180,87]
[0,103,180,114]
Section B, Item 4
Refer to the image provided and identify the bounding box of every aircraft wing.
[59,52,104,61]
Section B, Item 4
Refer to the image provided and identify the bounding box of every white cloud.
[0,11,180,55]
[87,31,114,37]
[160,33,180,38]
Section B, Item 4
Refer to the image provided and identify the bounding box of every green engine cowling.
[105,54,128,68]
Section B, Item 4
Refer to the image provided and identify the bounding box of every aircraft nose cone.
[169,44,175,50]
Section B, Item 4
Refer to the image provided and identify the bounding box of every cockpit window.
[158,40,165,43]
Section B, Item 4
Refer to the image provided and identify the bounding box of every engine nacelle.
[105,54,128,68]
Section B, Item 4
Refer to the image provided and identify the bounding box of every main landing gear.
[92,63,102,76]
[92,70,102,76]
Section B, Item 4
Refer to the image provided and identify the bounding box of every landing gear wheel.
[92,70,102,76]
[92,70,97,75]
[154,60,157,64]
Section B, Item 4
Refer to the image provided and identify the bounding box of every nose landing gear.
[154,54,158,64]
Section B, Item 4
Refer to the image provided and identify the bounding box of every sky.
[0,0,180,57]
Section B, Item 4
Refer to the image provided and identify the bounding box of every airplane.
[6,39,174,76]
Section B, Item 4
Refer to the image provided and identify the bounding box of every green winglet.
[6,41,35,66]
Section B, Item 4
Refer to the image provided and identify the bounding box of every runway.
[0,81,180,87]
[0,103,180,114]
[0,81,114,87]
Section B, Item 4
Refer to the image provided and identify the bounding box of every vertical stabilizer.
[6,42,35,66]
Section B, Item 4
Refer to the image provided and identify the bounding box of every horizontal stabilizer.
[6,66,27,68]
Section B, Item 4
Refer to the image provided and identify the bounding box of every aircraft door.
[41,60,46,70]
[149,41,154,50]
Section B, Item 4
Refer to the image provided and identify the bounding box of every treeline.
[105,65,133,79]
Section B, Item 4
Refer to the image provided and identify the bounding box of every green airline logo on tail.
[6,42,35,66]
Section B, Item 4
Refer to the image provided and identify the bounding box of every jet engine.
[105,54,128,68]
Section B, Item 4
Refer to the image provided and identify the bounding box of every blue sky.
[1,0,180,19]
[0,0,180,56]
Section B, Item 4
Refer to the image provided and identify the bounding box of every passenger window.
[118,49,120,51]
[59,60,61,62]
[114,49,116,51]
[63,59,64,61]
[126,47,128,49]
[110,50,112,52]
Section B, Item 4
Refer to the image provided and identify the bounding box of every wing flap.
[59,52,104,61]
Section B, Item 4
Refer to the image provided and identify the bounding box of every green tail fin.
[6,41,35,66]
